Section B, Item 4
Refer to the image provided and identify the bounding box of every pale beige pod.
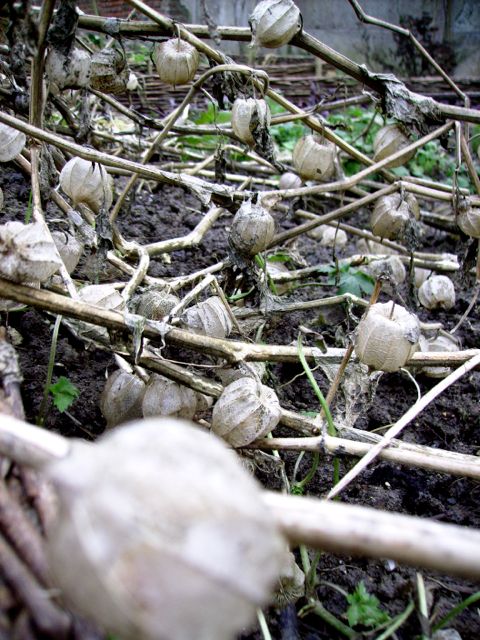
[419,334,460,379]
[229,200,275,256]
[100,369,146,428]
[142,374,199,420]
[272,550,305,608]
[231,97,271,146]
[0,123,26,162]
[134,287,180,320]
[44,48,91,91]
[279,171,302,190]
[313,225,348,249]
[211,377,282,447]
[363,255,406,286]
[181,295,233,339]
[73,284,126,343]
[51,231,84,274]
[44,418,286,640]
[418,275,456,310]
[153,38,199,86]
[354,301,420,372]
[0,221,62,283]
[457,200,480,238]
[373,124,416,168]
[370,193,418,240]
[249,0,302,48]
[292,135,336,181]
[89,49,129,95]
[60,157,113,214]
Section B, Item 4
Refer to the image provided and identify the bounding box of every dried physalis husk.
[249,0,302,48]
[414,267,432,288]
[181,296,233,339]
[142,374,199,420]
[418,275,456,310]
[59,157,113,214]
[418,333,460,379]
[308,224,347,248]
[231,97,271,146]
[133,287,180,320]
[211,377,282,447]
[354,301,420,372]
[45,48,91,91]
[373,124,416,168]
[100,369,146,428]
[153,38,199,86]
[229,200,275,256]
[0,221,62,283]
[362,255,406,286]
[73,284,126,343]
[51,230,84,274]
[357,238,398,257]
[0,123,26,163]
[44,418,286,640]
[292,135,337,181]
[370,193,419,240]
[89,49,129,95]
[217,362,267,387]
[457,199,480,238]
[272,549,305,608]
[279,171,302,190]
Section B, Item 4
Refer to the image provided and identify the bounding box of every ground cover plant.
[0,0,479,638]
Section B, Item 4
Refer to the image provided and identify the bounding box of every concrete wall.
[79,1,480,77]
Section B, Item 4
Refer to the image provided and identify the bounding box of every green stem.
[255,254,278,295]
[301,599,357,639]
[432,591,480,633]
[375,601,415,640]
[37,315,62,426]
[257,609,272,640]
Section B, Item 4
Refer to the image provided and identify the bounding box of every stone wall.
[78,1,480,77]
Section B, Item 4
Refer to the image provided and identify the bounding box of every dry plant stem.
[0,278,478,367]
[459,135,480,193]
[0,112,237,205]
[0,480,49,585]
[328,352,480,499]
[347,0,468,105]
[250,433,480,480]
[120,244,150,302]
[30,0,57,128]
[0,533,71,638]
[107,251,169,288]
[263,492,480,579]
[233,293,368,320]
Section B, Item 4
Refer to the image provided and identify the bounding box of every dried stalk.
[264,492,480,579]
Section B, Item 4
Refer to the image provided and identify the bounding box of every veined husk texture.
[249,0,302,48]
[45,48,91,91]
[153,38,199,86]
[354,301,420,372]
[211,377,282,447]
[457,199,480,238]
[89,48,129,94]
[370,193,419,240]
[45,418,286,640]
[181,296,232,338]
[0,123,26,162]
[231,97,271,146]
[100,369,146,428]
[373,124,416,168]
[0,221,62,283]
[142,374,202,420]
[292,135,336,181]
[418,275,456,310]
[229,200,275,256]
[59,157,113,214]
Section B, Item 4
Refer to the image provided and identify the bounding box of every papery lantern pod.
[272,549,305,608]
[100,369,146,428]
[59,157,113,214]
[456,199,480,238]
[231,97,271,146]
[217,362,267,387]
[211,377,282,447]
[51,230,84,275]
[0,221,62,283]
[249,0,302,48]
[153,38,199,86]
[363,255,406,286]
[133,287,180,320]
[414,267,432,288]
[373,124,416,168]
[308,224,347,248]
[141,374,199,420]
[279,171,302,190]
[418,333,460,379]
[418,275,456,311]
[292,135,337,181]
[44,47,92,91]
[0,123,26,162]
[354,301,420,372]
[181,295,233,339]
[89,48,129,95]
[229,200,275,256]
[370,193,419,240]
[71,284,126,344]
[38,418,286,640]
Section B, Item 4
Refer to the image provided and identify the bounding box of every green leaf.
[48,376,80,413]
[345,581,390,629]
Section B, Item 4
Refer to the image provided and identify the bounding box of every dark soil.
[1,162,479,640]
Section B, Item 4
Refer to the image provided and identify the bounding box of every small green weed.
[48,376,80,413]
[345,581,391,629]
